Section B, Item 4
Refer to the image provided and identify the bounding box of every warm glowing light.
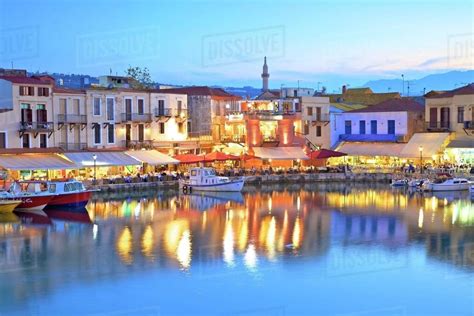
[223,220,235,266]
[292,216,302,249]
[116,227,133,265]
[244,244,258,270]
[418,208,424,229]
[177,229,192,270]
[141,225,154,260]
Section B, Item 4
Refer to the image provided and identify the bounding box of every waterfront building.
[333,98,426,166]
[156,86,241,151]
[423,84,474,164]
[301,96,332,150]
[0,74,55,150]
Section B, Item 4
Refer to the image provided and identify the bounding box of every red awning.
[173,154,203,164]
[307,149,347,159]
[241,153,260,161]
[201,152,240,162]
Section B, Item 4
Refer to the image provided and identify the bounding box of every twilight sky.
[0,0,472,91]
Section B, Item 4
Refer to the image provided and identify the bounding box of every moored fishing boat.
[0,182,55,212]
[44,180,93,209]
[391,179,408,187]
[179,167,245,192]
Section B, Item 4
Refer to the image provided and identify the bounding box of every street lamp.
[419,146,423,174]
[92,154,97,185]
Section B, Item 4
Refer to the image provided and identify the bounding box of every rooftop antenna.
[406,81,415,97]
[401,74,405,96]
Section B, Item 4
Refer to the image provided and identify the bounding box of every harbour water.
[0,184,473,315]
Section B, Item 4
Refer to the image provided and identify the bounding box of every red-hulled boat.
[0,182,55,212]
[23,180,93,209]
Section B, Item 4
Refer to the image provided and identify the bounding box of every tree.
[125,66,153,89]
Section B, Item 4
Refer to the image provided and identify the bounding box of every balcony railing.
[187,132,213,142]
[120,113,152,123]
[19,121,54,132]
[59,142,87,151]
[307,113,330,122]
[339,134,403,142]
[154,108,173,117]
[175,109,187,117]
[122,140,153,149]
[221,135,246,143]
[425,121,451,131]
[57,114,87,124]
[464,121,473,129]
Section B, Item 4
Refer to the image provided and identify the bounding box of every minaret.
[261,56,269,92]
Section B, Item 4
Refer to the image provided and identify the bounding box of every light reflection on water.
[0,183,473,315]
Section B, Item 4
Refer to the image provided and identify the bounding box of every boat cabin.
[189,167,226,185]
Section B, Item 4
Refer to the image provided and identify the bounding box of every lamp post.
[419,146,423,174]
[92,154,97,185]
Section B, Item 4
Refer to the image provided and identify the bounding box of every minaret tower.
[261,56,269,92]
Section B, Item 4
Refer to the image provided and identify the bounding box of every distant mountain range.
[362,70,474,95]
[40,70,473,98]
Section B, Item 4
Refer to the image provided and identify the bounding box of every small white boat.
[179,167,245,192]
[422,178,470,192]
[408,179,427,188]
[391,179,408,187]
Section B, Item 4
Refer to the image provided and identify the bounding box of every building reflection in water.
[0,185,472,309]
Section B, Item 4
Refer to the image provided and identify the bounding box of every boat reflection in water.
[0,184,473,315]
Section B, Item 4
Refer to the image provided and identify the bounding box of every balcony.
[122,140,153,149]
[464,121,473,129]
[262,136,280,146]
[307,113,330,123]
[246,110,296,121]
[59,142,87,151]
[425,121,451,132]
[154,108,173,117]
[120,113,152,123]
[339,134,403,142]
[187,132,213,142]
[221,135,246,143]
[57,114,87,124]
[19,121,54,132]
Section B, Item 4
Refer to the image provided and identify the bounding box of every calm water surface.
[0,184,473,316]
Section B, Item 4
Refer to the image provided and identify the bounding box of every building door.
[37,105,47,123]
[22,134,30,148]
[344,120,352,134]
[158,100,165,115]
[370,120,377,134]
[138,124,144,142]
[316,107,321,121]
[125,124,131,144]
[359,120,366,134]
[21,105,32,123]
[429,108,437,128]
[39,134,47,148]
[387,120,395,134]
[440,107,450,128]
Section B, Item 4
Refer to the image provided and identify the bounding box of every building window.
[22,134,30,148]
[39,134,47,148]
[187,121,192,133]
[316,125,322,137]
[370,120,377,134]
[159,122,165,134]
[307,107,313,116]
[359,120,366,134]
[316,107,322,120]
[457,106,464,123]
[38,87,49,97]
[138,99,144,115]
[303,121,309,135]
[387,120,395,134]
[108,124,115,144]
[344,120,352,134]
[178,122,184,133]
[93,97,101,116]
[94,125,101,144]
[106,97,114,121]
[19,86,34,96]
[0,132,6,149]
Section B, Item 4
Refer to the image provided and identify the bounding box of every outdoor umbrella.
[201,152,240,162]
[241,153,260,161]
[173,154,204,164]
[307,149,347,159]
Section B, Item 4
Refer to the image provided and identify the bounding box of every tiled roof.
[154,86,241,99]
[348,98,424,113]
[425,83,474,98]
[254,90,280,100]
[53,87,86,94]
[330,103,367,112]
[0,75,52,86]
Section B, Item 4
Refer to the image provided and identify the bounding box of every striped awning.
[0,154,76,170]
[252,147,309,160]
[336,142,406,157]
[125,150,179,165]
[64,152,141,167]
